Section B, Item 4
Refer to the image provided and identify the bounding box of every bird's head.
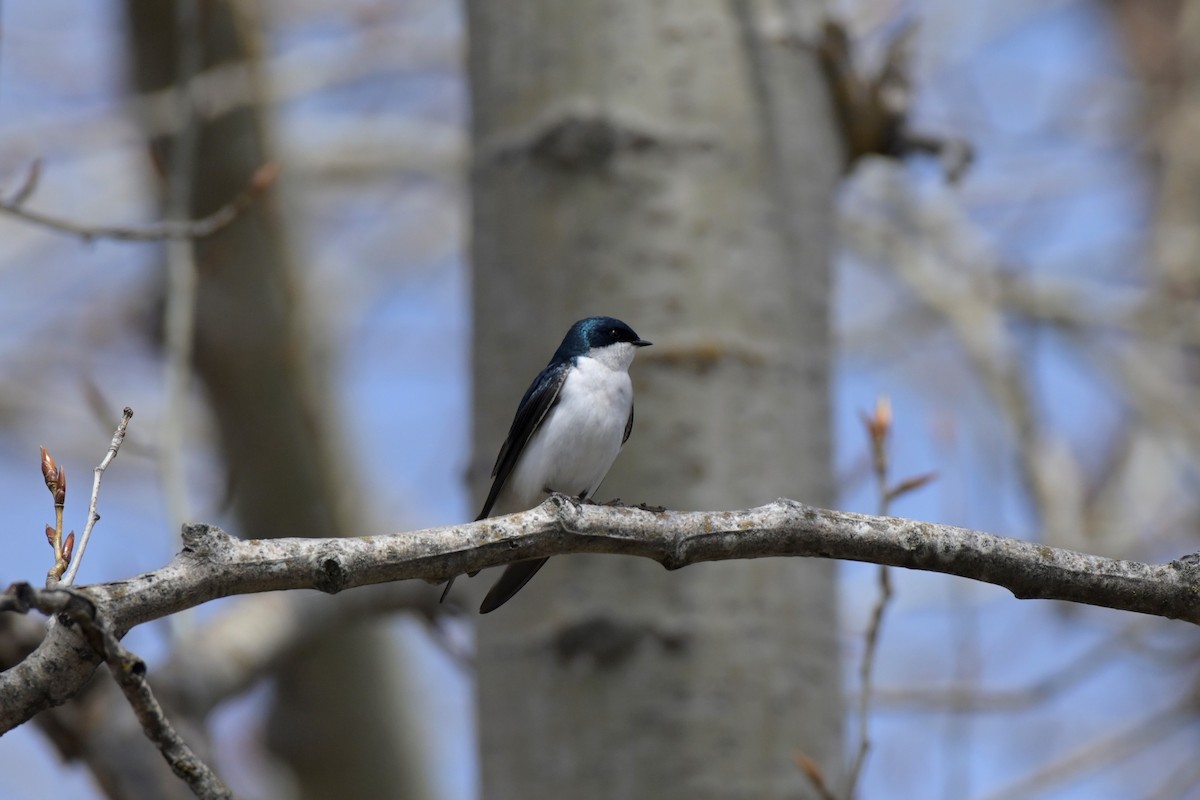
[553,316,652,368]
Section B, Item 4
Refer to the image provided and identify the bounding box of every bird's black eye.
[610,328,619,338]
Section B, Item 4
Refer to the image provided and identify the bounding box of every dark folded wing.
[476,361,568,520]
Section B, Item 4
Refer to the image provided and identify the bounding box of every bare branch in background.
[159,582,454,717]
[978,692,1195,800]
[0,161,279,243]
[875,620,1158,712]
[4,158,42,206]
[161,0,203,544]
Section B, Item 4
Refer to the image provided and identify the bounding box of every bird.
[445,315,651,613]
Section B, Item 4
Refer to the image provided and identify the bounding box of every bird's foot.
[546,491,587,512]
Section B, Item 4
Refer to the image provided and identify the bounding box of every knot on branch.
[530,114,623,170]
[0,581,38,614]
[180,524,236,561]
[1170,552,1200,586]
[313,547,350,595]
[481,105,685,173]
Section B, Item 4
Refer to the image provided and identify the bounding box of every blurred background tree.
[2,1,1200,799]
[466,2,839,798]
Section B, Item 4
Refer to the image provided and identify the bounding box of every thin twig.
[4,158,42,206]
[795,751,839,800]
[846,398,896,799]
[1145,752,1200,800]
[977,694,1193,800]
[1,583,231,799]
[61,408,134,586]
[0,161,279,243]
[875,620,1153,712]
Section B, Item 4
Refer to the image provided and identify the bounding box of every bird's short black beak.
[633,338,652,347]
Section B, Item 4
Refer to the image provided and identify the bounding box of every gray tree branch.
[5,495,1199,736]
[1,584,231,799]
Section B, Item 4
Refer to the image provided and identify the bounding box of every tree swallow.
[448,316,651,613]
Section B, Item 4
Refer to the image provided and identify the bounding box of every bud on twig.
[40,447,57,494]
[44,525,55,546]
[794,752,835,800]
[861,395,892,446]
[63,532,75,565]
[250,161,281,192]
[861,395,893,487]
[40,447,66,506]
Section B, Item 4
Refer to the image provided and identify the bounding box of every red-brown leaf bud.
[40,447,57,494]
[54,465,66,506]
[866,395,892,443]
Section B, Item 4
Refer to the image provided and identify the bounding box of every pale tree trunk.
[124,3,433,798]
[1104,0,1200,295]
[467,2,842,798]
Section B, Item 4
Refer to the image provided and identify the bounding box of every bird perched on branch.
[444,315,651,613]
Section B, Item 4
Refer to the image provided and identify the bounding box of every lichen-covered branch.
[5,496,1200,735]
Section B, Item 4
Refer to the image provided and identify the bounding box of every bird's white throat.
[585,341,639,373]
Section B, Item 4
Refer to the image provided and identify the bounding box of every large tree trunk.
[123,3,433,798]
[467,2,842,798]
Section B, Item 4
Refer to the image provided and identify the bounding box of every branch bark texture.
[6,498,1198,734]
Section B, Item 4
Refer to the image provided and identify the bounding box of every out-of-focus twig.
[846,397,934,799]
[162,0,203,546]
[795,751,839,800]
[875,619,1154,712]
[845,397,894,799]
[0,161,279,243]
[4,158,42,206]
[160,582,454,716]
[978,692,1194,800]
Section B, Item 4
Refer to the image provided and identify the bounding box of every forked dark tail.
[479,558,549,614]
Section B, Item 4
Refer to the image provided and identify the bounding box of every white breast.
[501,354,634,511]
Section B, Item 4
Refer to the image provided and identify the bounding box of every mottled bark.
[466,1,842,797]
